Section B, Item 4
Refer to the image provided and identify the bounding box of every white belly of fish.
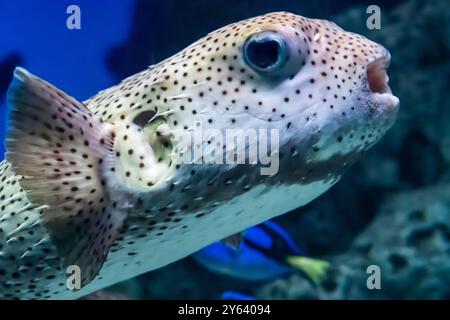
[58,179,334,299]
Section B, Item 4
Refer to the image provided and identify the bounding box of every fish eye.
[244,32,287,73]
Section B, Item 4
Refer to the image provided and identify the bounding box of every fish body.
[0,12,398,299]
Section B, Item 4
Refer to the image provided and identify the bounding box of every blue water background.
[0,0,134,158]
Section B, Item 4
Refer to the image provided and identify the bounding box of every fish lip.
[365,51,399,112]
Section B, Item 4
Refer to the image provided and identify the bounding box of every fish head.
[138,12,400,184]
[85,12,400,193]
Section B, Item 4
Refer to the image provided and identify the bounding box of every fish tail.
[286,256,330,284]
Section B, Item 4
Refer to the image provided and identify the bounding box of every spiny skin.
[0,12,398,299]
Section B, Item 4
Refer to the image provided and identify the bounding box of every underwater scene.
[0,0,449,300]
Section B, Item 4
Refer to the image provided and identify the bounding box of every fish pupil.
[245,36,285,71]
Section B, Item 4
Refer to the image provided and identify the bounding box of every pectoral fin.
[6,67,125,286]
[221,233,243,250]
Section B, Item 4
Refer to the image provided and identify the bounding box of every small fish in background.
[220,291,256,300]
[193,221,330,284]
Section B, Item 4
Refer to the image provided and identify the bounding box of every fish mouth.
[367,55,390,94]
[365,52,399,111]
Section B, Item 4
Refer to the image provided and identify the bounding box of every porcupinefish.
[0,12,399,299]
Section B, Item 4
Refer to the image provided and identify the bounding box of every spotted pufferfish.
[0,12,399,299]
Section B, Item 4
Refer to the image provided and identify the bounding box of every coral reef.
[257,183,450,299]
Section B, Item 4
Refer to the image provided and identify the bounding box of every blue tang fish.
[193,221,330,283]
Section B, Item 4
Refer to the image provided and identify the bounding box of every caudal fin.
[286,256,330,285]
